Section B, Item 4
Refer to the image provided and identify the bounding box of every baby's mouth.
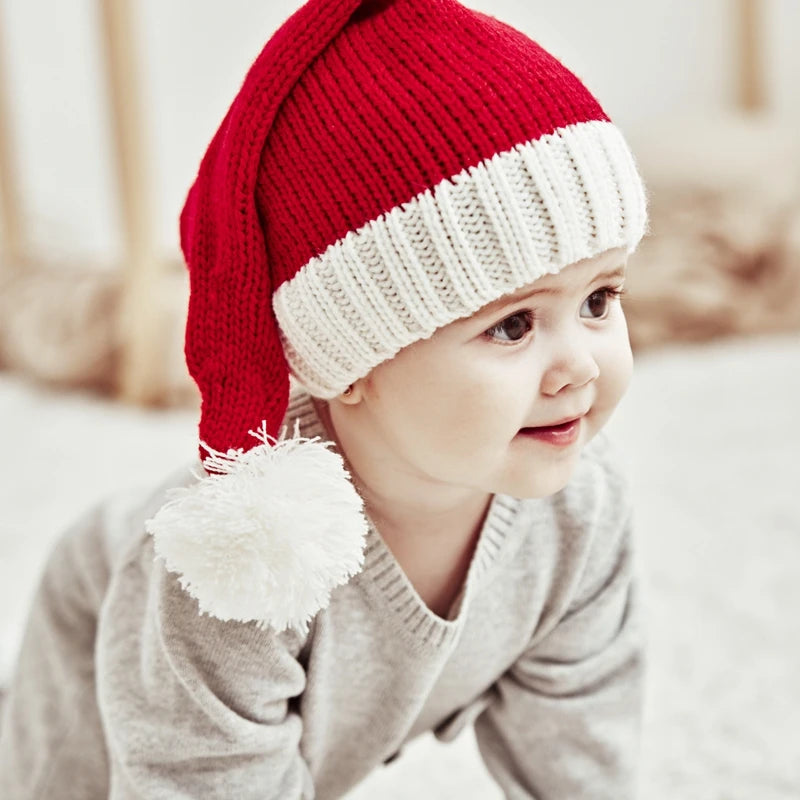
[516,417,583,446]
[519,416,581,433]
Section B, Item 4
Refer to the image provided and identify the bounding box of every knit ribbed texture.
[275,120,646,396]
[179,0,649,455]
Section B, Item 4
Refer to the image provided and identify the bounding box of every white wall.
[0,0,797,264]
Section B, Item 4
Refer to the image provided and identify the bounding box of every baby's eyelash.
[482,310,535,344]
[482,286,626,344]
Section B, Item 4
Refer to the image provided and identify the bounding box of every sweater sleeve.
[473,457,646,799]
[95,526,316,800]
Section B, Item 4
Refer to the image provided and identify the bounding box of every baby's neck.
[365,486,492,548]
[311,396,492,545]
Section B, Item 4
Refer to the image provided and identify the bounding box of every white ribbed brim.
[273,119,649,398]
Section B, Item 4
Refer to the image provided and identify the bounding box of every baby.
[0,0,650,797]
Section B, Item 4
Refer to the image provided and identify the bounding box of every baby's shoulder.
[51,461,202,580]
[30,461,202,642]
[104,461,203,557]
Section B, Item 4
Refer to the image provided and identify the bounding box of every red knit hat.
[146,0,649,633]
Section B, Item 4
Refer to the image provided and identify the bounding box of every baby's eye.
[484,311,534,343]
[580,287,625,319]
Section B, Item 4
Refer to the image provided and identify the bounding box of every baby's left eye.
[580,287,625,319]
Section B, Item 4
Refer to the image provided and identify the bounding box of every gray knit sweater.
[0,390,645,799]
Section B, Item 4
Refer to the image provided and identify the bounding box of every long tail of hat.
[180,0,367,458]
[148,0,374,633]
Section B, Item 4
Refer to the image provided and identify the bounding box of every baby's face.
[345,246,633,499]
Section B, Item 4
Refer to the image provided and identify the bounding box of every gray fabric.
[0,390,645,799]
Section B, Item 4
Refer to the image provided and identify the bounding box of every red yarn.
[180,0,609,460]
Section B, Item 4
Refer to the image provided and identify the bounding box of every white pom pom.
[145,422,368,635]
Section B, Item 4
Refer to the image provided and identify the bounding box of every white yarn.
[274,119,649,398]
[145,423,368,635]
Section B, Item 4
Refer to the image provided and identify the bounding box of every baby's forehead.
[468,252,629,319]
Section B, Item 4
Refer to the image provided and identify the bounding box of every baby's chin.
[490,455,582,500]
[503,476,574,500]
[517,419,617,498]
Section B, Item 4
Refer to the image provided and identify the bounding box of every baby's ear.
[338,380,365,405]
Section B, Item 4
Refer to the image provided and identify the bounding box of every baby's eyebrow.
[475,263,627,318]
[591,265,627,283]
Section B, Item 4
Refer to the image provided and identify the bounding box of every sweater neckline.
[285,386,521,651]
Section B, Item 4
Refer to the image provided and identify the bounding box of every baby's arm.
[95,534,315,800]
[473,453,646,799]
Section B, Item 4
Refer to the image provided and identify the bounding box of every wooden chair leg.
[97,0,165,405]
[0,15,25,272]
[737,0,766,112]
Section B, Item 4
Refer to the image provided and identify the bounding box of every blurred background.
[0,1,798,797]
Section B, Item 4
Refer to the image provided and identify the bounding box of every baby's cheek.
[421,397,499,464]
[593,332,633,421]
[612,342,634,398]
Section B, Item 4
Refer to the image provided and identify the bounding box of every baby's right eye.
[483,311,534,344]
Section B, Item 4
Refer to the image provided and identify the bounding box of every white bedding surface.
[2,333,798,798]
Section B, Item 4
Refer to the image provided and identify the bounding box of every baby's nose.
[539,335,600,396]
